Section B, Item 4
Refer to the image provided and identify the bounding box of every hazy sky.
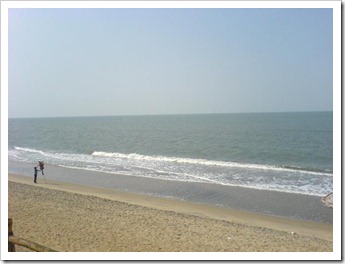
[8,8,333,118]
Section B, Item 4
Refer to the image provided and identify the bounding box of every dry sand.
[8,174,332,252]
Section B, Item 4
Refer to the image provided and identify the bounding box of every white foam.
[92,151,332,176]
[13,148,331,176]
[14,146,46,155]
[9,146,333,196]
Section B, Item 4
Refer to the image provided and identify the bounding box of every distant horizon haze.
[8,109,333,120]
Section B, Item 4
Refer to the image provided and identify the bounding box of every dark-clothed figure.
[34,166,38,183]
[38,161,44,175]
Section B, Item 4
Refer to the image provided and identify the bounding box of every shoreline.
[8,173,332,246]
[8,161,333,223]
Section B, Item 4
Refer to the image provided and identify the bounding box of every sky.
[8,7,333,118]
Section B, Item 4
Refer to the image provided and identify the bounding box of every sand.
[8,174,332,252]
[322,193,333,208]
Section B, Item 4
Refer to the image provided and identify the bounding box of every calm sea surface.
[8,112,333,197]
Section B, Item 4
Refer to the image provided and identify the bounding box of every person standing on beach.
[38,161,44,175]
[34,166,38,183]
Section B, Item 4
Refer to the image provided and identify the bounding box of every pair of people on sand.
[34,161,44,183]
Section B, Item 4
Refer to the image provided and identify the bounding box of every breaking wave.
[92,151,332,176]
[9,146,333,196]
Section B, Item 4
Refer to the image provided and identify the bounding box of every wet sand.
[9,161,333,223]
[8,174,332,252]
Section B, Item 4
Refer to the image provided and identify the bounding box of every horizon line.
[8,110,333,119]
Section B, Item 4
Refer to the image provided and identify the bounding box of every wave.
[92,151,332,176]
[282,165,333,175]
[14,146,46,155]
[11,147,332,176]
[9,146,333,196]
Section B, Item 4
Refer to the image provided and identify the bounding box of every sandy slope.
[8,174,332,252]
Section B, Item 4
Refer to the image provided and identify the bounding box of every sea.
[8,111,333,198]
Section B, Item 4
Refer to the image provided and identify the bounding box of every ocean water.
[8,112,333,197]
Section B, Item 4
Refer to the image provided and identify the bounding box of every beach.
[6,3,338,257]
[8,174,332,252]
